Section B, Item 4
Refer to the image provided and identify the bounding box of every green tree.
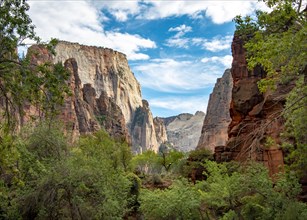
[18,130,134,219]
[0,0,70,131]
[234,0,306,92]
[197,161,307,219]
[140,179,202,220]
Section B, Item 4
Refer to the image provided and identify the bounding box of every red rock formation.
[216,35,293,176]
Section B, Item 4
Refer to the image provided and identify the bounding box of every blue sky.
[27,0,267,117]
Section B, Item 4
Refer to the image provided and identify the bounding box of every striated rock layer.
[215,36,290,176]
[160,111,205,152]
[197,69,233,152]
[28,41,159,152]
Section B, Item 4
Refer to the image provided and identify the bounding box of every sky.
[27,0,268,117]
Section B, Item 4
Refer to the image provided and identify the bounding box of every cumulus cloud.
[201,55,233,68]
[134,58,228,93]
[192,35,233,52]
[149,95,209,115]
[166,34,232,51]
[28,1,156,60]
[169,24,192,38]
[138,0,268,24]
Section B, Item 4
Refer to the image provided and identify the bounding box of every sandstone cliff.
[153,117,168,147]
[215,36,289,176]
[131,100,159,153]
[160,111,205,152]
[197,69,233,152]
[28,41,159,152]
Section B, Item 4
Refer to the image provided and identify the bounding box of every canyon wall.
[215,36,289,176]
[197,69,233,152]
[160,111,205,152]
[28,41,159,152]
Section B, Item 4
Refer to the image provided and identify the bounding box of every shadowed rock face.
[159,111,205,152]
[197,69,233,152]
[215,35,290,176]
[27,42,159,151]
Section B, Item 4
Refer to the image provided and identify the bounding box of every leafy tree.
[130,150,160,175]
[140,179,202,220]
[18,130,134,219]
[197,161,307,219]
[0,0,70,131]
[282,76,307,176]
[234,0,306,92]
[158,144,185,172]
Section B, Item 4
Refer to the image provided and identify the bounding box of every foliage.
[158,144,185,172]
[197,160,307,219]
[234,0,306,93]
[140,179,202,220]
[0,0,70,131]
[282,76,307,176]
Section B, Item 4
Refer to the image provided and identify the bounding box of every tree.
[140,179,202,220]
[197,161,307,219]
[0,0,70,131]
[234,0,306,92]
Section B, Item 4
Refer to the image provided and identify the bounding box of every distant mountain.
[156,111,205,152]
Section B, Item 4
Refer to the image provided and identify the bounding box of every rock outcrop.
[215,36,289,176]
[153,117,168,147]
[160,111,205,152]
[131,100,159,153]
[28,41,159,152]
[197,69,233,152]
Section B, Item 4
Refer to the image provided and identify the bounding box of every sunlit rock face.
[153,117,168,147]
[28,41,159,152]
[197,69,233,152]
[159,111,205,152]
[131,100,159,153]
[53,41,142,124]
[216,35,289,176]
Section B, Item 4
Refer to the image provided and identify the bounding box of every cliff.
[215,36,290,176]
[160,111,205,152]
[197,69,233,152]
[28,41,159,152]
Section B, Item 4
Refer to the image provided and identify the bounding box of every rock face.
[197,69,233,152]
[130,100,159,153]
[215,36,289,176]
[28,41,159,152]
[160,111,205,152]
[153,117,168,147]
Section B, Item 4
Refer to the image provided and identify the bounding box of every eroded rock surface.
[28,41,158,151]
[197,69,233,152]
[216,36,288,176]
[160,111,205,152]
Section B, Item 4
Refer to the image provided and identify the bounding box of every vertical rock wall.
[28,41,159,152]
[216,36,290,176]
[197,69,233,152]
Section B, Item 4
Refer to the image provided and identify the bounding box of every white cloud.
[192,36,233,52]
[134,58,227,93]
[149,96,209,115]
[88,0,268,25]
[201,55,233,68]
[165,38,190,49]
[166,35,233,51]
[90,0,141,22]
[28,1,156,60]
[169,24,192,38]
[139,0,268,24]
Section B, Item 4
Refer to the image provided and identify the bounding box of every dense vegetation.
[0,0,306,219]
